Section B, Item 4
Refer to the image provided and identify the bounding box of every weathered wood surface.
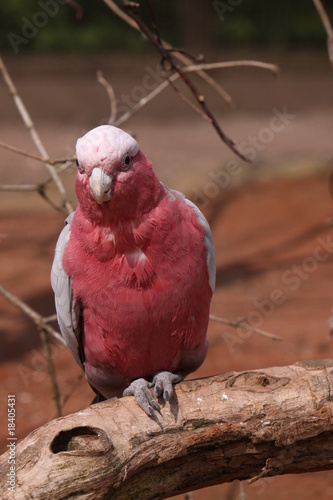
[2,359,333,499]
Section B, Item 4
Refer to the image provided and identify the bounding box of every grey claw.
[152,371,183,402]
[123,378,161,417]
[151,399,162,414]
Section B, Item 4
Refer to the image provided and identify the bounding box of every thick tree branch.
[2,359,333,499]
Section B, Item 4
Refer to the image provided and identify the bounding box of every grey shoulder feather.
[50,213,83,367]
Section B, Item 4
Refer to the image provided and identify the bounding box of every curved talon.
[152,371,183,402]
[123,378,161,417]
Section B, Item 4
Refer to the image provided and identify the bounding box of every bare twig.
[0,283,64,415]
[183,60,279,75]
[0,284,65,346]
[40,329,62,417]
[0,140,75,165]
[313,0,333,70]
[168,79,212,123]
[0,184,39,192]
[62,373,85,408]
[97,70,117,124]
[114,59,279,126]
[113,2,250,160]
[102,0,234,105]
[65,0,84,21]
[0,55,74,214]
[209,314,282,341]
[115,77,170,126]
[0,182,69,211]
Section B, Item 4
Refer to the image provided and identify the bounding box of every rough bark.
[2,359,333,499]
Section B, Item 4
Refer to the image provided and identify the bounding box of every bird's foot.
[150,371,183,402]
[123,378,161,418]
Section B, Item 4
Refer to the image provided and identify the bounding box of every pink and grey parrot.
[51,125,215,417]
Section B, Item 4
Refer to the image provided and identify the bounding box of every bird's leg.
[150,371,183,402]
[123,378,162,418]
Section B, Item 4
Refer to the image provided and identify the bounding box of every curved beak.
[89,167,113,205]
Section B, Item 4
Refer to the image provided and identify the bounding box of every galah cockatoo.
[51,125,215,417]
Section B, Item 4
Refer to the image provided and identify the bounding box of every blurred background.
[1,1,333,498]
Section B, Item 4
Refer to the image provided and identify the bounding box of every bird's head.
[75,125,162,222]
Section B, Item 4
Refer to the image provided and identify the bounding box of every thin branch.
[116,2,250,161]
[56,160,75,175]
[0,182,70,211]
[0,283,65,346]
[102,0,234,105]
[40,329,62,417]
[43,314,58,323]
[62,372,85,408]
[0,283,64,416]
[0,140,75,165]
[0,55,74,214]
[209,314,283,341]
[313,0,333,70]
[115,60,279,126]
[115,76,170,126]
[97,70,117,124]
[183,60,279,75]
[167,79,212,123]
[65,0,84,21]
[0,184,39,192]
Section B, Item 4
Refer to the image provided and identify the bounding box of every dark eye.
[76,158,84,173]
[120,154,131,171]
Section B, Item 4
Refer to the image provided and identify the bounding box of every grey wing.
[50,212,83,368]
[167,186,216,293]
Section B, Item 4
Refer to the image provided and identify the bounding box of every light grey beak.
[89,167,113,205]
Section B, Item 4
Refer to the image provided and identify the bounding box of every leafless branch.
[102,0,235,105]
[183,60,279,75]
[65,0,84,21]
[209,314,283,341]
[0,283,64,415]
[113,1,250,160]
[40,329,62,417]
[313,0,333,70]
[0,55,74,214]
[0,183,39,192]
[61,373,85,408]
[97,70,118,124]
[114,59,278,126]
[0,140,75,165]
[0,284,65,346]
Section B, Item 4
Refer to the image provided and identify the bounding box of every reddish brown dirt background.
[1,51,333,498]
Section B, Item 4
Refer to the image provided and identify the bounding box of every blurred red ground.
[1,52,333,499]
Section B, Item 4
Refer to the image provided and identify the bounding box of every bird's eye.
[120,154,131,171]
[76,158,84,173]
